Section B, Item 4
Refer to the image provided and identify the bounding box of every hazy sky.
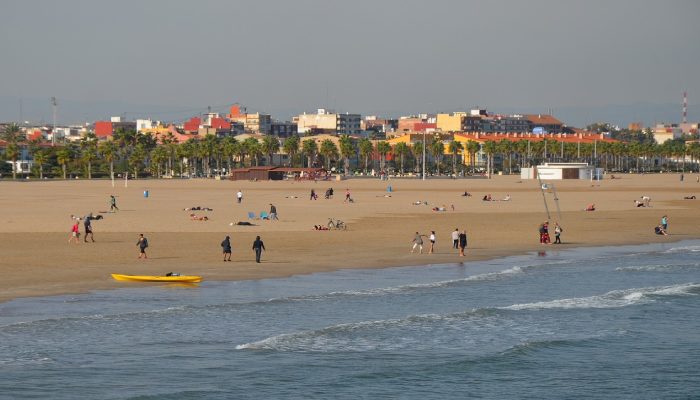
[2,0,699,125]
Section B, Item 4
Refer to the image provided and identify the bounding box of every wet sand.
[1,173,698,303]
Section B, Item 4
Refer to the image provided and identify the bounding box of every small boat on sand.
[111,274,202,283]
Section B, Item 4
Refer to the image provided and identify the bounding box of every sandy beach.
[0,173,698,303]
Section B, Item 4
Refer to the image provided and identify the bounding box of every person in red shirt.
[68,221,80,244]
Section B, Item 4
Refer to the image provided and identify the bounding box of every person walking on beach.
[661,215,669,231]
[344,188,351,202]
[452,228,459,249]
[428,231,436,254]
[269,204,278,220]
[252,235,265,263]
[411,232,426,254]
[221,235,232,262]
[310,189,317,200]
[236,190,243,204]
[83,214,95,243]
[136,234,149,259]
[553,222,563,244]
[109,195,119,212]
[458,230,468,257]
[68,220,81,244]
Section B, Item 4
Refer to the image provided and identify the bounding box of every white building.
[296,108,361,135]
[136,119,154,132]
[521,163,602,180]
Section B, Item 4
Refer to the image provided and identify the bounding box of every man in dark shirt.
[221,235,232,262]
[269,204,278,220]
[252,236,266,263]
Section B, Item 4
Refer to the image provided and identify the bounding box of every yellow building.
[436,112,467,132]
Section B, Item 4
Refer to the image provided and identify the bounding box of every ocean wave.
[616,263,700,272]
[663,245,700,253]
[235,308,504,352]
[501,283,700,311]
[0,356,55,366]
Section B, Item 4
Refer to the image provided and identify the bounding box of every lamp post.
[422,131,426,180]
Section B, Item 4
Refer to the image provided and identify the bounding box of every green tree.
[150,146,168,178]
[2,123,22,179]
[283,135,300,167]
[79,132,98,179]
[412,141,424,175]
[261,135,281,166]
[376,141,391,172]
[33,149,48,179]
[430,138,444,175]
[393,142,410,175]
[358,138,374,173]
[448,140,464,176]
[98,140,118,182]
[319,139,339,170]
[338,134,355,175]
[56,147,72,179]
[128,144,148,179]
[243,137,262,167]
[482,141,497,179]
[301,139,318,168]
[465,140,480,174]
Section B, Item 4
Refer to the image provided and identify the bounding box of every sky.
[1,0,699,127]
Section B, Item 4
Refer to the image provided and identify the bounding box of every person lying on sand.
[683,195,696,200]
[461,191,472,197]
[501,195,511,201]
[482,194,492,201]
[314,225,330,230]
[634,200,645,207]
[584,204,596,211]
[189,214,209,221]
[654,225,668,235]
[432,206,447,212]
[184,206,213,211]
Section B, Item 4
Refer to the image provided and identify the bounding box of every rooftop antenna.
[51,97,57,146]
[683,91,688,124]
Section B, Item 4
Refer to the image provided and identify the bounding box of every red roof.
[524,114,563,126]
[94,121,113,138]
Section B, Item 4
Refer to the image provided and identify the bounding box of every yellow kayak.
[111,274,202,283]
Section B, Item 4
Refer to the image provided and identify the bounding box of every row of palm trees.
[3,124,700,179]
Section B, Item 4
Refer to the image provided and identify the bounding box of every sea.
[1,241,699,399]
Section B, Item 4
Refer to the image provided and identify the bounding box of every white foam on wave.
[501,283,700,311]
[664,245,700,253]
[616,263,700,272]
[235,308,503,352]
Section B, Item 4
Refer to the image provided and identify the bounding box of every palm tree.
[497,139,514,174]
[200,134,219,177]
[56,147,72,179]
[338,134,355,175]
[283,135,300,167]
[98,140,118,182]
[448,140,464,176]
[33,149,48,179]
[79,132,98,179]
[150,146,168,178]
[412,141,424,174]
[319,139,339,170]
[482,141,497,179]
[376,141,392,172]
[261,135,281,166]
[393,142,410,175]
[465,140,480,174]
[221,136,238,173]
[243,137,262,167]
[301,139,318,168]
[430,139,444,175]
[128,144,148,179]
[358,138,373,173]
[2,123,22,179]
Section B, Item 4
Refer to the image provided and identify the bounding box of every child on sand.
[68,221,80,244]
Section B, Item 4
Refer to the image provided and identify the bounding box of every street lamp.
[422,131,426,180]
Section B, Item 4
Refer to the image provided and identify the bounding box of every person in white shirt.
[237,190,243,204]
[451,229,459,249]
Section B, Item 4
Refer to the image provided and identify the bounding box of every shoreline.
[1,174,698,303]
